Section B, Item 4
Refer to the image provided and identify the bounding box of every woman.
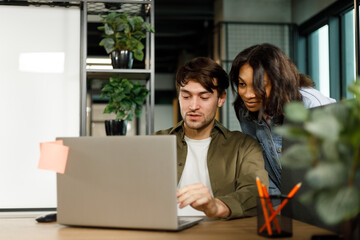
[229,43,335,195]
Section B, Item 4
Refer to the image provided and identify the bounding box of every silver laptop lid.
[56,135,180,230]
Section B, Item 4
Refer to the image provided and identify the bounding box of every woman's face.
[237,63,272,112]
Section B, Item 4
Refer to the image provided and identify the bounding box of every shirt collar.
[169,119,229,140]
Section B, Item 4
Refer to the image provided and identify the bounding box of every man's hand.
[177,183,230,218]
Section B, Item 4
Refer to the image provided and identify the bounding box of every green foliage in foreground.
[275,80,360,225]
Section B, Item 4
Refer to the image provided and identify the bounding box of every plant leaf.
[299,189,317,205]
[116,111,126,120]
[116,23,126,32]
[316,186,360,225]
[104,23,114,35]
[284,102,309,123]
[305,162,346,189]
[325,102,349,125]
[280,144,313,168]
[133,49,144,61]
[142,22,154,32]
[121,100,132,111]
[113,92,126,102]
[101,84,113,93]
[321,140,339,163]
[101,77,149,120]
[98,12,154,60]
[103,105,114,114]
[134,106,143,118]
[100,38,115,54]
[304,109,341,141]
[348,78,360,96]
[126,111,133,121]
[274,124,309,142]
[133,95,145,105]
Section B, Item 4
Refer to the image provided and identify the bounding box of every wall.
[216,0,339,25]
[0,5,80,209]
[292,0,338,25]
[216,0,291,23]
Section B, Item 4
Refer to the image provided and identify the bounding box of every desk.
[0,217,334,240]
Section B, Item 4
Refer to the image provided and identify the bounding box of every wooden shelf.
[83,0,155,135]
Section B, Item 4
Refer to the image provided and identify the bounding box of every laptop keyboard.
[176,216,203,230]
[178,218,190,226]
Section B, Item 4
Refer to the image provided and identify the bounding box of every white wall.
[0,6,80,209]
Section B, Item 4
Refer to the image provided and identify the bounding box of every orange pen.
[256,177,272,236]
[262,184,281,234]
[259,182,302,233]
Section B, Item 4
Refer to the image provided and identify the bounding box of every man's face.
[179,79,226,136]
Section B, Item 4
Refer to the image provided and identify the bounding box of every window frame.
[296,0,356,100]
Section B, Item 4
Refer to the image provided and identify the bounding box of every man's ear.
[217,91,227,107]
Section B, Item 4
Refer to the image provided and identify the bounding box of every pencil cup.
[256,196,293,238]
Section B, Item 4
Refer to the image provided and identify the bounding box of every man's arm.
[177,133,268,219]
[177,183,230,218]
[215,134,269,219]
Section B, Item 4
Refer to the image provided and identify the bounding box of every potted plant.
[276,79,360,239]
[98,12,154,69]
[100,77,149,135]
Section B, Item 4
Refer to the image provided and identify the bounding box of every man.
[155,57,268,219]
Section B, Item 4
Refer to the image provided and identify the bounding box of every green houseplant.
[275,80,360,236]
[98,12,154,68]
[100,77,149,135]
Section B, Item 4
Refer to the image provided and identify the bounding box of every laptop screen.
[56,135,184,230]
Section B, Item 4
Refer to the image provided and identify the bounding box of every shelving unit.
[80,0,155,136]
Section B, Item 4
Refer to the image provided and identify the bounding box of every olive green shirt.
[155,120,269,219]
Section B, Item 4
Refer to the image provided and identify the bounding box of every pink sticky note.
[38,140,69,174]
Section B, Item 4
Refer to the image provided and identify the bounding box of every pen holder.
[257,196,293,238]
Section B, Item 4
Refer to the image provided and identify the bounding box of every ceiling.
[87,0,215,73]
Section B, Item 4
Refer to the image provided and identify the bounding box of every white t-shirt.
[177,136,213,216]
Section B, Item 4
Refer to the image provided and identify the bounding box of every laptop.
[56,135,203,231]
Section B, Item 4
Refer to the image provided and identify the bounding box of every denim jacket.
[238,87,336,195]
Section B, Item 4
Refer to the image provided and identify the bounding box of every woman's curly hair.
[229,43,314,122]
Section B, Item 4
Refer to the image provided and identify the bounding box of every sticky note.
[38,140,69,174]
